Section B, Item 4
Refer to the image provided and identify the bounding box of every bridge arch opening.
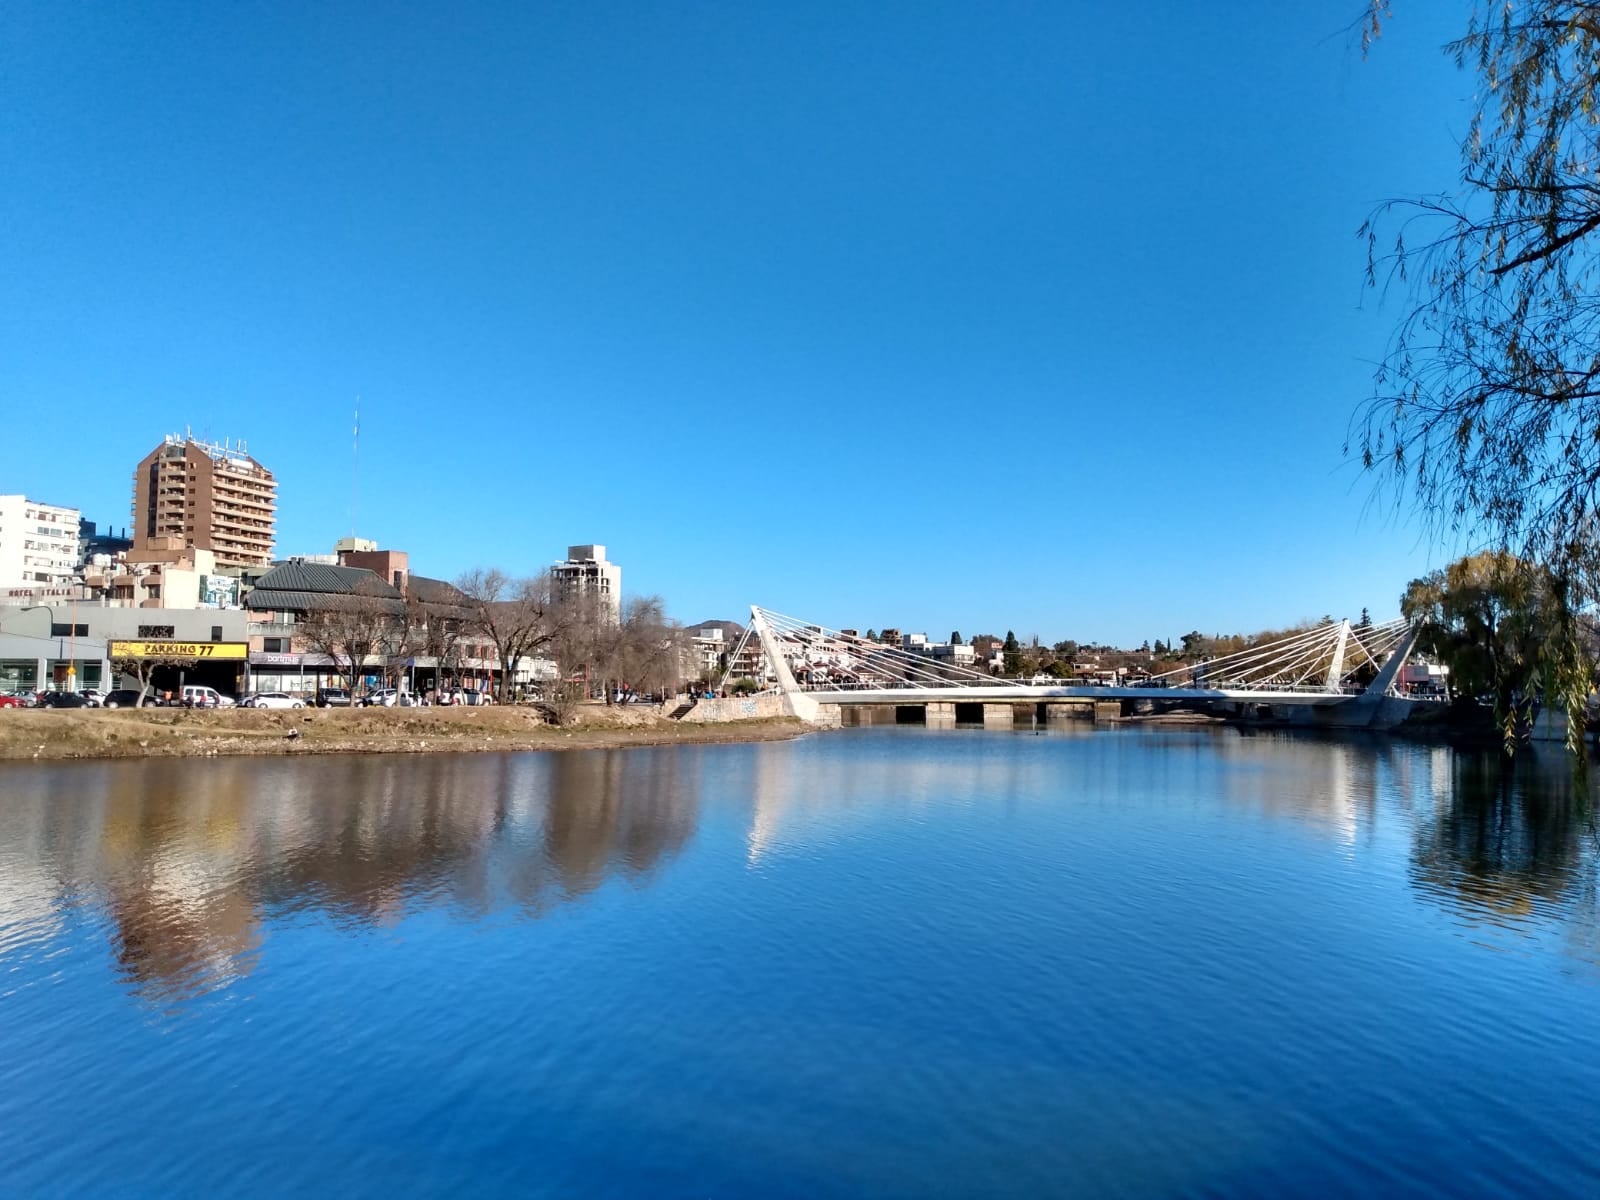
[894,705,926,725]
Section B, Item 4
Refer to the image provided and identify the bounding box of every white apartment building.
[0,495,82,588]
[553,544,621,624]
[688,626,726,677]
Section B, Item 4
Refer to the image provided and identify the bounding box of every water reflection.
[1409,748,1600,956]
[0,750,702,1003]
[0,734,1596,1006]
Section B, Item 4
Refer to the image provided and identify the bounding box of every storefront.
[247,650,320,697]
[107,639,250,697]
[0,630,110,697]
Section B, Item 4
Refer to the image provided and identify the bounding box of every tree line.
[288,569,688,719]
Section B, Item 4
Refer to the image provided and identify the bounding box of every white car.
[180,685,235,709]
[244,691,305,710]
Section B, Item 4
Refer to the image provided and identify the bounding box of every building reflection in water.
[0,733,1595,1003]
[0,748,701,1004]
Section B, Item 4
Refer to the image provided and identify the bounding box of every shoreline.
[0,707,810,763]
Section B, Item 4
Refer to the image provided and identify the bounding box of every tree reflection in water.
[0,735,1596,1004]
[0,749,701,1003]
[1408,748,1599,964]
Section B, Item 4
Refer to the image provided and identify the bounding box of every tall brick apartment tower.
[131,434,277,569]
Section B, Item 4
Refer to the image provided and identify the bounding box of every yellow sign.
[108,640,249,661]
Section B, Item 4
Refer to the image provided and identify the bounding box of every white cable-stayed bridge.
[717,607,1423,726]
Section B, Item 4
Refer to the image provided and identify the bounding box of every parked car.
[315,687,352,708]
[0,693,25,709]
[242,691,305,710]
[437,689,493,706]
[180,685,235,709]
[101,689,161,709]
[361,688,421,707]
[80,688,105,707]
[38,691,90,708]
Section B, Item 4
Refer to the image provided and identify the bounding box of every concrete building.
[132,434,277,569]
[78,518,133,565]
[0,604,251,698]
[244,558,502,698]
[82,545,223,609]
[553,544,621,624]
[687,626,726,678]
[928,641,978,667]
[0,495,81,588]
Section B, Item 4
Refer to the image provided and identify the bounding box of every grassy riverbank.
[0,704,809,762]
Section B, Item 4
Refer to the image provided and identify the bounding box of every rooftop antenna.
[351,396,360,537]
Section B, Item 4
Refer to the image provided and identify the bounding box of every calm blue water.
[1,728,1597,1198]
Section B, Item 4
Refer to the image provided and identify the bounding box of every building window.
[136,624,174,639]
[48,624,89,637]
[263,638,286,653]
[212,626,223,642]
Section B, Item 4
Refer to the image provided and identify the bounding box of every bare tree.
[603,595,684,700]
[297,587,399,695]
[457,568,564,703]
[416,591,465,696]
[110,654,189,707]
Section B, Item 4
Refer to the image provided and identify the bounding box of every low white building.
[0,495,81,589]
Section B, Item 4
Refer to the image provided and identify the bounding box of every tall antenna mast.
[351,396,360,537]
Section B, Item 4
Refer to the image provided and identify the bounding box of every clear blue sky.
[1,2,1475,644]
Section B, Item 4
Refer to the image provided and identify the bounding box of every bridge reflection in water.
[0,732,1594,1007]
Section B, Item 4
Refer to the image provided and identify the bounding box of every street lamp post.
[0,605,56,696]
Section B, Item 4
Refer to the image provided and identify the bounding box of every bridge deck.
[803,686,1361,707]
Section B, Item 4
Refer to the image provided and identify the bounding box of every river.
[1,728,1597,1198]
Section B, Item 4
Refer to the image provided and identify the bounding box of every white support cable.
[749,605,1413,699]
[755,608,1021,690]
[1228,634,1342,688]
[1154,623,1343,687]
[1227,631,1335,688]
[718,624,758,692]
[1145,621,1343,681]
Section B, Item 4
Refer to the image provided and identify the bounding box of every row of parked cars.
[0,685,242,709]
[2,684,505,710]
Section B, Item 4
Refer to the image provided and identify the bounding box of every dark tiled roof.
[408,574,469,606]
[252,561,402,598]
[247,589,406,615]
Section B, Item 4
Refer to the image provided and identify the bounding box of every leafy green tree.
[1052,639,1078,658]
[864,629,877,642]
[1401,552,1584,746]
[1358,2,1600,739]
[1002,630,1023,676]
[1359,607,1372,630]
[950,631,962,645]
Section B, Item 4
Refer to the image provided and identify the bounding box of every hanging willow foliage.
[1357,2,1600,754]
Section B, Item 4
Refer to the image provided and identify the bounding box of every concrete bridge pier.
[1046,701,1092,724]
[926,701,955,728]
[982,703,1013,728]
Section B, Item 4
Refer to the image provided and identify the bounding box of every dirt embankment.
[0,704,809,762]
